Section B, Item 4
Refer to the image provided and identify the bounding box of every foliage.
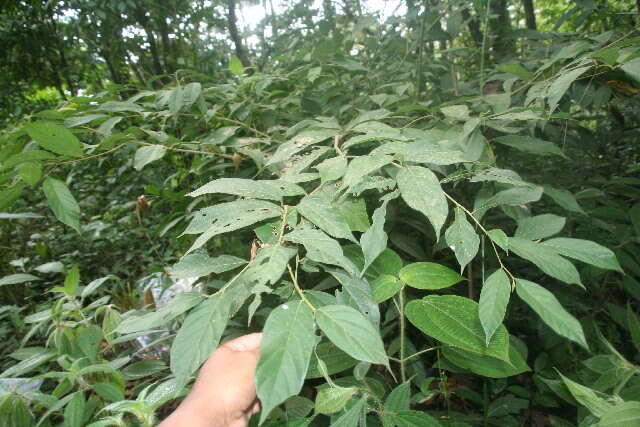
[1,0,640,426]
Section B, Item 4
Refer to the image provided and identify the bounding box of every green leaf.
[336,198,370,232]
[515,214,566,240]
[445,208,480,272]
[18,161,42,186]
[134,145,166,170]
[509,237,582,287]
[188,178,288,201]
[256,301,316,424]
[342,155,393,189]
[170,295,230,388]
[397,166,448,238]
[389,410,442,426]
[285,228,359,276]
[541,238,622,272]
[371,274,404,303]
[385,381,411,412]
[0,273,41,287]
[297,195,356,242]
[0,350,56,378]
[441,104,469,120]
[316,305,388,365]
[443,340,530,378]
[493,136,567,158]
[64,392,85,427]
[516,279,588,349]
[315,387,357,414]
[306,342,357,379]
[184,200,282,253]
[405,295,510,361]
[598,401,640,426]
[25,121,84,158]
[168,254,246,279]
[64,265,80,296]
[544,186,585,214]
[487,229,509,251]
[168,86,184,115]
[316,156,347,183]
[42,177,81,233]
[477,185,543,212]
[93,383,124,402]
[399,262,464,290]
[328,269,379,323]
[331,397,366,427]
[229,56,244,75]
[548,66,590,113]
[248,245,297,285]
[557,372,612,417]
[360,199,390,276]
[479,269,511,347]
[77,325,102,362]
[627,305,640,353]
[117,292,204,334]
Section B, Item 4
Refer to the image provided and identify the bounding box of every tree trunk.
[227,0,253,72]
[489,0,515,59]
[133,2,165,76]
[522,0,537,30]
[461,6,482,46]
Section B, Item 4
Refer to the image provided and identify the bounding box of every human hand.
[160,333,262,427]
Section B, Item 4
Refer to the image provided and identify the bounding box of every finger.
[222,332,263,352]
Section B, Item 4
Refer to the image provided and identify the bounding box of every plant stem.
[399,288,407,382]
[288,263,316,313]
[443,191,516,286]
[479,0,492,96]
[613,368,638,395]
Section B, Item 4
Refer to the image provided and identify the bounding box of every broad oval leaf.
[399,262,464,290]
[25,121,84,158]
[442,339,530,378]
[558,372,612,417]
[397,166,448,238]
[316,305,388,365]
[445,208,480,272]
[515,214,566,240]
[134,145,166,170]
[508,237,582,287]
[515,279,588,349]
[371,274,404,303]
[389,410,442,427]
[170,295,230,388]
[541,237,622,272]
[405,295,510,361]
[42,177,81,233]
[188,178,287,201]
[598,401,640,426]
[0,273,41,287]
[256,301,316,424]
[315,387,357,414]
[297,195,356,242]
[479,269,511,346]
[168,254,246,279]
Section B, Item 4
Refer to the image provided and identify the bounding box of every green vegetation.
[1,0,639,425]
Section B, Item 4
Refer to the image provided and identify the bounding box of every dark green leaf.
[516,279,588,349]
[25,121,84,158]
[42,177,81,233]
[479,269,511,346]
[405,295,510,361]
[399,262,464,290]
